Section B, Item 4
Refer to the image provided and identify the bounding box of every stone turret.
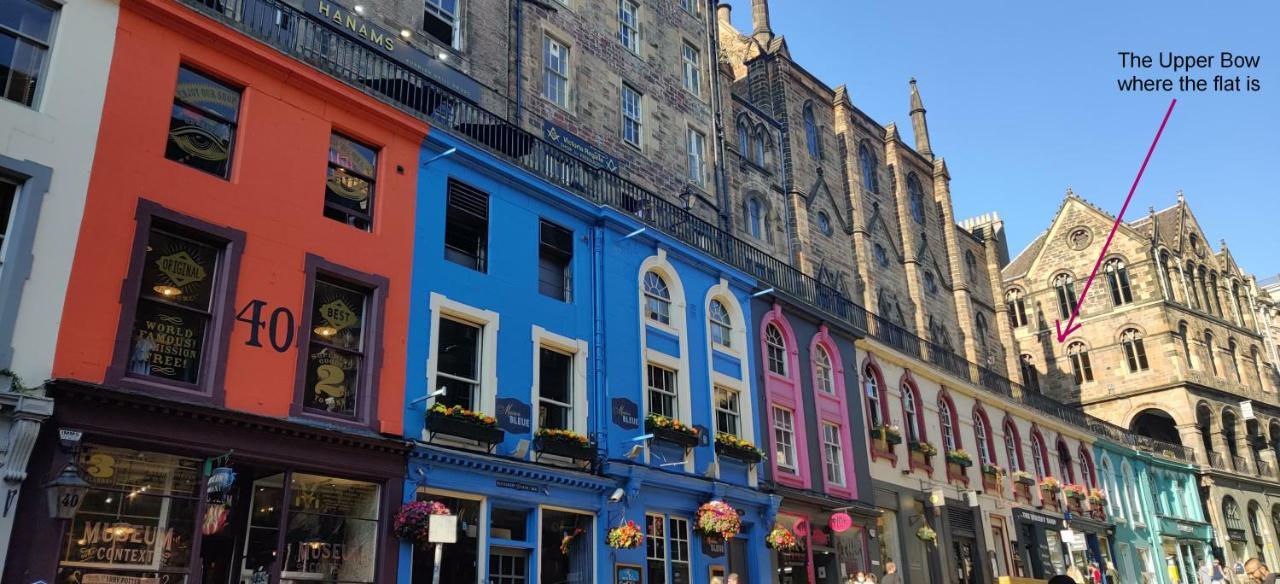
[909,78,933,159]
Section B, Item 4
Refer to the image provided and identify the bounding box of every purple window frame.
[290,253,388,429]
[106,199,246,404]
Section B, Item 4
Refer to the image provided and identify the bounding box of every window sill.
[540,95,575,118]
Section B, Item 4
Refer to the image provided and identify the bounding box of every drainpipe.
[705,0,731,231]
[592,222,609,456]
[511,0,523,124]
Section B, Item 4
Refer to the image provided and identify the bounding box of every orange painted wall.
[52,0,429,435]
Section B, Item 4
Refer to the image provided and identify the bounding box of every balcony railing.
[175,0,1198,467]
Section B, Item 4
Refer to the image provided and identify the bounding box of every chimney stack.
[717,2,731,25]
[751,0,773,44]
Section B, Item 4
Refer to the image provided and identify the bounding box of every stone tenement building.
[1001,191,1280,568]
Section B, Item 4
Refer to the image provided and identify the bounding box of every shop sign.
[1013,508,1065,530]
[304,0,482,102]
[1159,516,1212,540]
[701,536,726,557]
[495,398,531,434]
[615,564,642,584]
[612,398,639,430]
[830,512,853,533]
[496,479,547,495]
[542,121,621,173]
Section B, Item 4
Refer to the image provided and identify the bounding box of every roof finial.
[908,79,932,159]
[1066,186,1075,198]
[1176,189,1185,203]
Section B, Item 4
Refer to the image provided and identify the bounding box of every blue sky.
[723,0,1277,279]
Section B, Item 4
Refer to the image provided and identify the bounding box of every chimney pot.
[717,2,731,24]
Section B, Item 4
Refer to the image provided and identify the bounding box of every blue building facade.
[398,129,776,583]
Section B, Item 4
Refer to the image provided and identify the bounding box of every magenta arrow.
[1055,98,1177,343]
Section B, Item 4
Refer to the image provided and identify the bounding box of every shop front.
[771,489,878,584]
[1012,507,1070,579]
[1157,515,1213,584]
[1064,514,1116,583]
[873,485,937,584]
[939,502,988,584]
[403,445,613,584]
[5,381,410,584]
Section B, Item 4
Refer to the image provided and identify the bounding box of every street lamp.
[45,460,90,519]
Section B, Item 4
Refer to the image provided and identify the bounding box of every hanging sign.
[495,398,532,434]
[612,398,640,429]
[830,512,853,533]
[543,121,621,173]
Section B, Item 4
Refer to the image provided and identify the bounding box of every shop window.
[0,0,56,107]
[538,219,573,301]
[300,275,372,418]
[120,219,234,391]
[444,178,489,272]
[540,510,592,582]
[60,445,200,583]
[423,0,459,48]
[708,299,732,349]
[822,422,846,486]
[773,405,797,472]
[412,493,481,583]
[436,317,483,410]
[714,385,740,437]
[324,132,378,230]
[646,514,691,584]
[166,66,241,178]
[280,473,380,581]
[538,347,574,431]
[765,324,787,376]
[647,363,677,419]
[643,271,672,324]
[490,507,529,541]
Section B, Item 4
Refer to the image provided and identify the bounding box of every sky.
[723,0,1278,279]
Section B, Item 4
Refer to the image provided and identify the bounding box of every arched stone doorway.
[1131,408,1182,445]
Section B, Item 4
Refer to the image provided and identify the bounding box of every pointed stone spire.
[751,0,773,45]
[908,78,932,159]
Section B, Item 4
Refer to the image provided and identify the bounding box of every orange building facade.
[3,0,428,580]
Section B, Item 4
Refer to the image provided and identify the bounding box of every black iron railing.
[178,0,1197,466]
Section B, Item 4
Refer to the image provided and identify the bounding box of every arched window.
[874,244,890,268]
[1056,439,1075,483]
[1006,289,1028,328]
[1271,506,1280,552]
[1224,497,1244,531]
[708,299,732,349]
[1205,331,1218,375]
[1159,251,1176,302]
[974,407,994,466]
[902,384,920,443]
[1054,273,1078,319]
[765,324,787,376]
[864,364,883,427]
[643,271,671,324]
[1123,462,1141,519]
[1185,262,1201,310]
[1210,273,1224,317]
[1067,342,1094,384]
[975,313,989,350]
[1020,354,1040,392]
[816,211,833,236]
[752,128,766,166]
[907,174,926,225]
[1031,431,1048,478]
[803,103,819,157]
[923,270,937,295]
[1105,258,1134,306]
[1253,346,1266,390]
[1228,338,1242,383]
[938,394,958,452]
[1121,328,1150,372]
[736,120,750,156]
[965,250,978,282]
[1249,502,1266,547]
[858,142,879,193]
[1233,282,1247,326]
[814,345,834,394]
[1178,322,1193,369]
[1199,267,1215,316]
[1004,419,1024,472]
[1078,447,1096,488]
[1099,456,1119,517]
[746,199,764,240]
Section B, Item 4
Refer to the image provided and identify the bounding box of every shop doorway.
[727,537,750,584]
[950,537,980,584]
[813,546,840,584]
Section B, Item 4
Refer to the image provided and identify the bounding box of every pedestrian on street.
[880,561,901,584]
[1245,558,1278,584]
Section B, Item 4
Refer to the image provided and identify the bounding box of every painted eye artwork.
[168,124,230,162]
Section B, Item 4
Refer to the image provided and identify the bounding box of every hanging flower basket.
[715,433,765,463]
[606,521,645,549]
[393,500,452,547]
[560,527,585,555]
[945,449,972,467]
[765,526,801,552]
[646,413,700,448]
[1064,484,1088,500]
[694,500,742,540]
[916,525,938,545]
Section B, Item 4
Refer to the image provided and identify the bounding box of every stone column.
[1178,423,1209,466]
[1211,430,1232,470]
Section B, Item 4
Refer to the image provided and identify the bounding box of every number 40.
[236,300,295,352]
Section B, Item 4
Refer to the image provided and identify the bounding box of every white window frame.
[618,0,640,54]
[714,385,740,437]
[426,293,499,437]
[975,414,992,466]
[542,33,571,109]
[681,41,701,97]
[765,324,787,376]
[773,405,797,472]
[822,422,846,487]
[643,270,672,325]
[814,345,835,394]
[678,0,701,18]
[538,504,596,582]
[622,83,643,148]
[530,326,589,439]
[416,487,489,575]
[939,398,956,452]
[686,127,706,186]
[708,298,732,349]
[423,0,460,49]
[646,362,678,419]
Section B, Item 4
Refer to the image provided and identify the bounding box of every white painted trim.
[418,486,489,584]
[530,324,590,441]
[703,279,756,485]
[637,252,692,470]
[425,292,500,440]
[538,504,598,584]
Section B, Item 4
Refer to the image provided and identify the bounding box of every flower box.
[715,434,764,463]
[647,414,700,448]
[427,410,505,445]
[871,425,902,446]
[911,441,938,456]
[947,461,969,485]
[535,430,596,461]
[945,450,973,467]
[1013,482,1032,503]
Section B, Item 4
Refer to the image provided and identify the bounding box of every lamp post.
[45,460,90,519]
